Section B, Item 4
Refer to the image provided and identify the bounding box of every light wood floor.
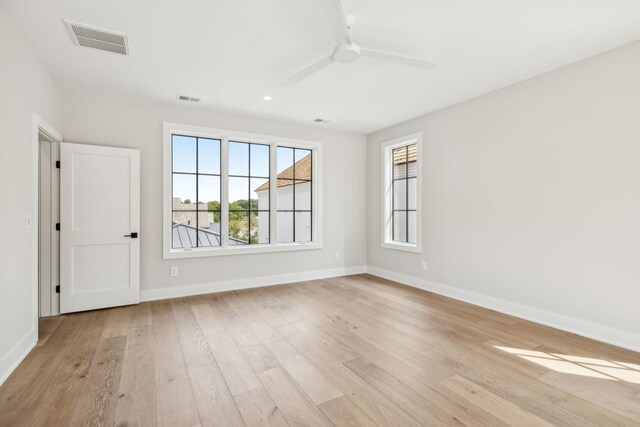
[1,274,640,426]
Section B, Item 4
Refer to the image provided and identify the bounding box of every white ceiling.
[4,0,640,134]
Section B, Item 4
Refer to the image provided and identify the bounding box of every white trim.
[163,122,322,259]
[0,329,37,386]
[32,115,63,322]
[366,266,640,353]
[381,132,423,254]
[162,242,322,259]
[141,265,367,302]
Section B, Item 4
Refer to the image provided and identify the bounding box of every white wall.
[367,40,640,351]
[60,87,367,300]
[0,5,61,384]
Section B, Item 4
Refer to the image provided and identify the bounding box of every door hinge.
[55,223,60,231]
[56,160,60,169]
[55,285,60,293]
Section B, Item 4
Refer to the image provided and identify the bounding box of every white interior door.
[60,142,140,313]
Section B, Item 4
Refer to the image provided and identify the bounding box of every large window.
[382,133,422,253]
[163,123,320,258]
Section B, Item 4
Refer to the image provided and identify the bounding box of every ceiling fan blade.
[321,0,352,44]
[360,48,436,70]
[283,55,335,86]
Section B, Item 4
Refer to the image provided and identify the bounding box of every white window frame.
[163,122,322,259]
[381,132,422,253]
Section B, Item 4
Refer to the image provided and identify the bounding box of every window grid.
[228,141,271,245]
[277,147,312,243]
[391,144,417,243]
[171,134,221,249]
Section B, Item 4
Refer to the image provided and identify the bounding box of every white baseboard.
[141,265,368,302]
[366,266,640,353]
[0,328,37,387]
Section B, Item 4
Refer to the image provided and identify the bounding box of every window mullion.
[269,141,277,245]
[221,137,230,248]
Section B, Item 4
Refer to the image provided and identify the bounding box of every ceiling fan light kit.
[284,0,436,86]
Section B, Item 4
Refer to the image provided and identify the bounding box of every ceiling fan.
[284,0,436,86]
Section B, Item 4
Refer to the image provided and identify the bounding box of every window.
[382,133,422,253]
[228,141,270,245]
[163,123,321,258]
[276,147,312,243]
[171,135,221,249]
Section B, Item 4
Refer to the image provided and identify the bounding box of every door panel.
[60,142,140,313]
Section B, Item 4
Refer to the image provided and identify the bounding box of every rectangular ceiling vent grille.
[178,95,200,103]
[64,20,129,56]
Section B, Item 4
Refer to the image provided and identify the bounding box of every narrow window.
[228,141,271,244]
[392,144,417,243]
[382,133,422,252]
[171,135,221,248]
[276,146,313,243]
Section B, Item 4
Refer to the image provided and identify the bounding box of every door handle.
[124,232,138,238]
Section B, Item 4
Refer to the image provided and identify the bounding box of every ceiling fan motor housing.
[333,43,360,63]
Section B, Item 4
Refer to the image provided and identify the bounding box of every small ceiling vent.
[313,118,329,123]
[64,20,129,56]
[178,95,201,103]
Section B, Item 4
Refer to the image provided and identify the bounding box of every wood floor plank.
[205,332,262,396]
[319,395,379,427]
[192,302,227,336]
[22,310,108,427]
[101,305,131,339]
[256,367,333,427]
[151,307,201,427]
[171,298,217,368]
[187,363,245,427]
[69,336,127,426]
[174,297,246,426]
[234,387,289,427]
[263,337,343,405]
[344,357,467,426]
[114,326,157,427]
[129,301,153,329]
[231,289,345,405]
[36,315,64,347]
[213,296,280,373]
[0,312,90,424]
[442,374,554,427]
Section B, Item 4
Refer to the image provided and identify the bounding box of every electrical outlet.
[421,261,427,271]
[335,252,341,261]
[171,266,179,277]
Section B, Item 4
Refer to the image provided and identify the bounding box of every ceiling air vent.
[178,95,201,103]
[64,20,129,56]
[313,118,329,123]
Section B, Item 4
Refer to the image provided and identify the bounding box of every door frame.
[32,114,63,324]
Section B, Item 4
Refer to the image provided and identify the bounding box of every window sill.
[163,242,321,259]
[381,241,422,254]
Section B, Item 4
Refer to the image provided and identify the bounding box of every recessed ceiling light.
[263,95,272,101]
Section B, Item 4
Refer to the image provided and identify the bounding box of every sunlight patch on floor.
[494,345,640,384]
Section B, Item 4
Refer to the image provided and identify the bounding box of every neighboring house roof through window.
[394,143,417,165]
[255,154,311,191]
